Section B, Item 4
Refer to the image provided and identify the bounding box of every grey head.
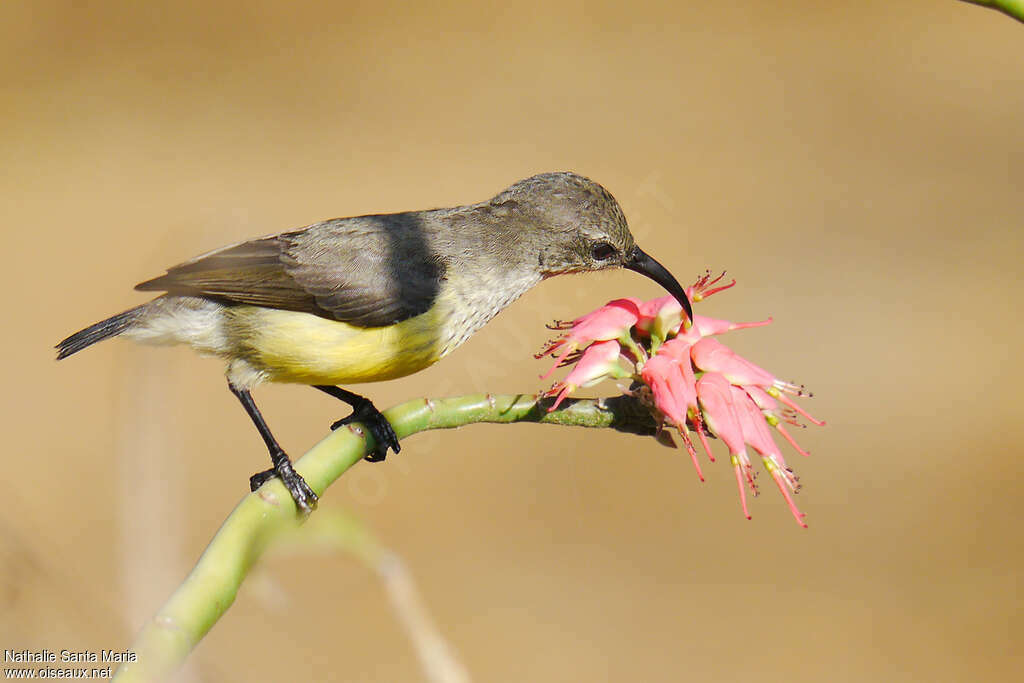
[479,171,693,321]
[485,172,633,275]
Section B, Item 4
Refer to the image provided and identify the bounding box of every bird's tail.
[56,306,144,360]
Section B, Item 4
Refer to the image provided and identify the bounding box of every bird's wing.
[135,213,446,328]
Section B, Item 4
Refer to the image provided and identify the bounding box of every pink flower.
[545,340,629,411]
[653,338,698,408]
[691,336,825,424]
[696,372,757,520]
[536,272,824,527]
[635,270,735,344]
[731,386,805,527]
[537,298,641,378]
[641,342,705,480]
[636,296,683,348]
[637,295,772,349]
[686,314,773,342]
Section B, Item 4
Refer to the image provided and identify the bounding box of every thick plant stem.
[113,393,657,682]
[960,0,1024,23]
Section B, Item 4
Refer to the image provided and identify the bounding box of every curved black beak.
[624,247,693,323]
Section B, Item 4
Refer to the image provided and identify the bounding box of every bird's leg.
[228,380,318,514]
[314,385,401,462]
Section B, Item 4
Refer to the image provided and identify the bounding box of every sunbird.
[57,172,692,513]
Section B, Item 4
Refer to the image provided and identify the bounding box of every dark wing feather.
[135,236,311,310]
[135,213,445,328]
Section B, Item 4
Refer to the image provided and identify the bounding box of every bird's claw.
[330,401,401,462]
[249,467,277,491]
[249,460,318,514]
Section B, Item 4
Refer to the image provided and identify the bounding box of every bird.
[56,171,692,514]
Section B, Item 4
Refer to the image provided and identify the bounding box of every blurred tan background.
[2,0,1022,680]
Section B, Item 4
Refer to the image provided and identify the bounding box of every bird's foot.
[249,456,318,514]
[330,398,401,462]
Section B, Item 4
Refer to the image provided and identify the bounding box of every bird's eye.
[591,242,617,261]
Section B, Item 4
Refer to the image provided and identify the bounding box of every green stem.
[113,393,656,682]
[959,0,1024,23]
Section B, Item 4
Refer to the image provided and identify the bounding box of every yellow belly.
[228,304,449,385]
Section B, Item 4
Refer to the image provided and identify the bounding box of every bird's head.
[491,171,693,322]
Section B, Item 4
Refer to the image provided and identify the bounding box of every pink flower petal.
[744,385,812,456]
[641,356,685,424]
[656,339,698,410]
[692,314,773,337]
[732,386,783,462]
[545,340,624,411]
[731,387,808,527]
[538,299,640,378]
[764,458,808,528]
[697,373,756,518]
[696,373,746,455]
[637,295,675,326]
[691,338,777,387]
[730,454,752,520]
[743,385,779,412]
[642,357,681,419]
[642,354,704,480]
